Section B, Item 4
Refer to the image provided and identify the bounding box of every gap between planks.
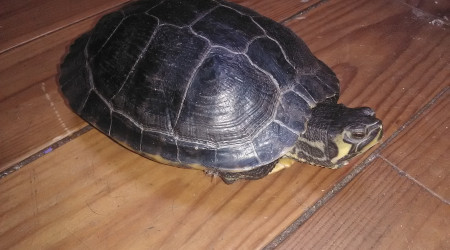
[0,126,92,179]
[379,155,450,205]
[0,1,132,55]
[263,86,450,249]
[280,0,329,24]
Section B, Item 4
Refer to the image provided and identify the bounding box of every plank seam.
[0,1,133,55]
[0,126,93,179]
[395,0,450,26]
[280,0,330,24]
[263,86,449,249]
[379,155,450,205]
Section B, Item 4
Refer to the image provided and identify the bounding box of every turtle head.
[289,103,383,168]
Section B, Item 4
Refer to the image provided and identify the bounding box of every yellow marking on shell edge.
[330,133,352,164]
[269,157,297,175]
[115,138,300,175]
[143,153,177,166]
[360,128,382,154]
[141,152,207,171]
[110,136,205,171]
[187,163,207,171]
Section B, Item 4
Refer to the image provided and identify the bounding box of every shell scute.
[147,0,218,26]
[111,25,209,131]
[79,92,111,133]
[276,92,311,132]
[251,16,318,73]
[87,11,125,57]
[177,140,217,167]
[174,48,279,145]
[215,143,259,170]
[252,122,297,163]
[247,37,297,91]
[192,6,264,52]
[110,112,142,151]
[141,130,178,163]
[90,13,158,99]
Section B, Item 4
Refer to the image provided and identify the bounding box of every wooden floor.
[0,0,448,249]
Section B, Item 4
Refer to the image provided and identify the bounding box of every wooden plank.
[401,0,450,21]
[0,17,97,170]
[0,129,351,249]
[0,0,311,170]
[0,0,132,53]
[0,79,86,170]
[284,0,450,139]
[232,0,321,22]
[381,89,449,201]
[278,158,450,249]
[0,0,317,53]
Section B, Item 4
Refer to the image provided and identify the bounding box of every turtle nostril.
[359,107,375,117]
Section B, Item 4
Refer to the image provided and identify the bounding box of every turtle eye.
[351,131,366,140]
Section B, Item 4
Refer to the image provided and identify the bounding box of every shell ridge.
[76,47,94,114]
[243,35,266,53]
[144,0,168,14]
[83,36,95,89]
[110,15,161,100]
[273,119,301,136]
[111,110,144,131]
[77,88,92,114]
[79,36,97,113]
[107,110,113,135]
[314,75,339,99]
[289,87,316,108]
[249,117,273,142]
[213,0,257,17]
[189,26,212,46]
[188,4,220,27]
[251,142,262,164]
[175,139,181,163]
[91,11,126,59]
[249,17,297,70]
[243,53,281,92]
[139,128,144,152]
[172,46,212,129]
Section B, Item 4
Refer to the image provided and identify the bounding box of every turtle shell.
[59,0,339,172]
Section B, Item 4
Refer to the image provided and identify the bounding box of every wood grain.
[0,0,132,53]
[0,0,314,170]
[381,90,449,201]
[0,17,97,170]
[232,0,321,22]
[0,129,349,249]
[0,0,317,54]
[278,157,450,249]
[0,79,85,170]
[401,0,450,21]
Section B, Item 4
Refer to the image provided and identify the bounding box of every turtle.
[59,0,383,184]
